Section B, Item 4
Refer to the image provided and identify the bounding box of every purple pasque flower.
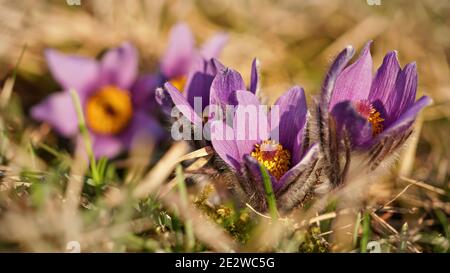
[31,42,164,159]
[160,22,228,92]
[157,57,261,130]
[318,42,432,183]
[210,86,319,212]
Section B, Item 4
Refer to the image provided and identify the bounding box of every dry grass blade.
[399,176,447,197]
[175,146,214,163]
[62,150,89,244]
[64,153,88,212]
[0,78,14,109]
[382,184,415,208]
[160,190,238,252]
[133,141,190,200]
[158,155,212,198]
[106,144,209,208]
[124,137,155,184]
[370,212,420,253]
[246,203,271,219]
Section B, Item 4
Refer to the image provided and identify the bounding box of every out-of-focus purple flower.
[160,23,229,92]
[157,58,260,128]
[318,42,432,184]
[31,42,164,159]
[155,23,235,135]
[210,83,319,212]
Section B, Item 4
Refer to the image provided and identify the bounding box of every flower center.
[170,75,187,92]
[354,100,384,136]
[250,140,291,180]
[86,86,133,135]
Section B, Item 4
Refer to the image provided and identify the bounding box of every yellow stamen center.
[368,107,384,135]
[250,140,291,180]
[170,75,187,92]
[86,86,133,135]
[354,100,384,136]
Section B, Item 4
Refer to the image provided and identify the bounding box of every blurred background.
[0,0,448,252]
[1,0,449,164]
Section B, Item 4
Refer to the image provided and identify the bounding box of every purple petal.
[131,74,159,110]
[277,143,319,192]
[45,49,100,97]
[184,57,221,110]
[376,96,432,141]
[331,101,373,148]
[319,45,355,168]
[160,23,195,79]
[231,91,267,159]
[119,110,166,149]
[330,41,373,109]
[210,67,246,108]
[243,154,277,191]
[249,58,260,94]
[272,86,307,156]
[385,62,418,125]
[163,82,203,127]
[155,87,175,117]
[320,45,355,113]
[92,134,124,159]
[210,121,241,170]
[368,51,401,116]
[211,58,226,71]
[229,89,260,107]
[292,125,306,165]
[100,42,138,90]
[31,92,79,137]
[200,33,228,60]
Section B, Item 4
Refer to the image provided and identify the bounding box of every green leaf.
[70,89,101,186]
[360,210,371,253]
[259,164,278,219]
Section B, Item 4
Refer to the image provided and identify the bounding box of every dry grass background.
[0,0,449,252]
